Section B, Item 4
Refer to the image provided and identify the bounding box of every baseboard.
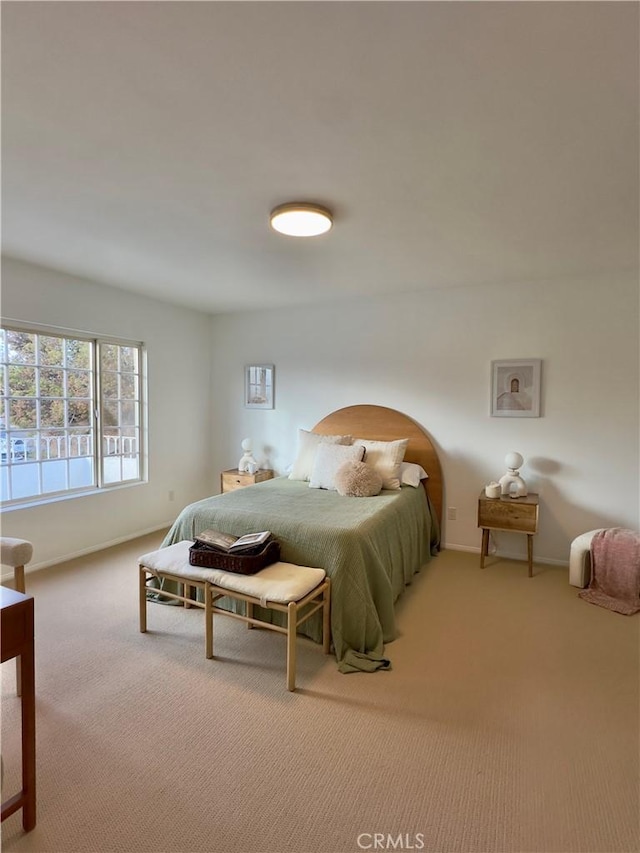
[442,541,568,567]
[1,523,172,580]
[2,529,568,583]
[441,543,478,554]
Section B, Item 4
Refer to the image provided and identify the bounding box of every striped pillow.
[354,438,409,490]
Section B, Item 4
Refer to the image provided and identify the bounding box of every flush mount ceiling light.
[269,202,333,237]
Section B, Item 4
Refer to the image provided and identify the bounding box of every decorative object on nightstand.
[221,468,274,494]
[477,490,539,577]
[498,451,528,497]
[484,481,501,499]
[238,438,258,473]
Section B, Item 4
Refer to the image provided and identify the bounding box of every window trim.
[1,319,147,508]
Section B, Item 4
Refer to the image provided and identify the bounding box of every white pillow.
[309,443,366,491]
[401,462,429,487]
[355,438,409,490]
[288,429,353,482]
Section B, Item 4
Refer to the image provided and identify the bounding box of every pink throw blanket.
[579,528,640,615]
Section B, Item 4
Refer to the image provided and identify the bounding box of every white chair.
[569,529,606,588]
[1,537,34,695]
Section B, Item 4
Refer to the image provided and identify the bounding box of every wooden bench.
[138,540,331,691]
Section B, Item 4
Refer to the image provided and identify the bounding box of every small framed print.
[245,364,275,409]
[491,359,541,418]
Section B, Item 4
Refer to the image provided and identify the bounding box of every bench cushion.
[139,540,326,605]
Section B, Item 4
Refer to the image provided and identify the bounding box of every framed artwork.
[491,359,541,418]
[244,364,275,409]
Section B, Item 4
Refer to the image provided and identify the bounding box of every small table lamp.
[238,438,258,473]
[498,452,528,497]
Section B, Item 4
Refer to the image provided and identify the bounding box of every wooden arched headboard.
[312,404,443,529]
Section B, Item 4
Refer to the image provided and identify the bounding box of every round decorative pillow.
[334,461,383,497]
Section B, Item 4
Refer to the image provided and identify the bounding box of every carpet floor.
[1,534,638,853]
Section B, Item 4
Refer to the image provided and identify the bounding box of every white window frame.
[1,321,147,508]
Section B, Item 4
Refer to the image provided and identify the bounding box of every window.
[1,324,145,505]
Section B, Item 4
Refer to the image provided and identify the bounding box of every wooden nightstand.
[221,468,273,494]
[477,491,539,577]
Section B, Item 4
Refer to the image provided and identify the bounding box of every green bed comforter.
[161,477,439,673]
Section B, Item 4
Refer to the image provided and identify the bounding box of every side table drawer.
[221,469,274,493]
[222,472,252,492]
[478,497,538,533]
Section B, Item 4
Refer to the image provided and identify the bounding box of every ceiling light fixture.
[269,202,333,237]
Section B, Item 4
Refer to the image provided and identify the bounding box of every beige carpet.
[1,534,638,853]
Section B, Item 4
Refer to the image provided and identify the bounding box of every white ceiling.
[2,1,638,314]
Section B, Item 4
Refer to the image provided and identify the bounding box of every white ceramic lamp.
[498,451,528,497]
[238,438,258,473]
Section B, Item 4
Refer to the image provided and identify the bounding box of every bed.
[160,405,443,673]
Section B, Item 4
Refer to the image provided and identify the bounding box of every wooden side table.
[1,587,36,831]
[221,468,274,494]
[477,491,539,577]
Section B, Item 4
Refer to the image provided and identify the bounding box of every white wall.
[1,257,214,568]
[210,272,639,565]
[2,259,637,570]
